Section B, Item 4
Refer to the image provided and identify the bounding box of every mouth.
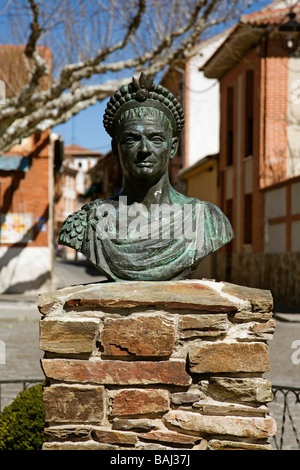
[135,161,155,168]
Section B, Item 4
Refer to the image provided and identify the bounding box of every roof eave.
[178,153,219,179]
[201,24,268,79]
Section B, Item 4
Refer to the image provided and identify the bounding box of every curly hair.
[103,73,184,138]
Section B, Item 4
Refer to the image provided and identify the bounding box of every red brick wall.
[259,37,289,188]
[0,131,50,247]
[219,39,289,255]
[0,45,52,251]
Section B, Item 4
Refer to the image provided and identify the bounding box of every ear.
[170,137,179,160]
[111,139,119,161]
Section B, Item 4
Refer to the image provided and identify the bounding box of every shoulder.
[200,201,234,242]
[58,209,88,250]
[200,200,225,216]
[81,198,103,212]
[193,200,224,216]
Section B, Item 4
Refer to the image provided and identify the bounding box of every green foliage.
[0,383,45,450]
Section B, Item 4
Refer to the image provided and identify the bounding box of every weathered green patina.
[58,73,234,281]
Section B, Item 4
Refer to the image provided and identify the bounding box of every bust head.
[103,72,185,189]
[112,107,179,185]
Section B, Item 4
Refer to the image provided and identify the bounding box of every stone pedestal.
[38,279,277,450]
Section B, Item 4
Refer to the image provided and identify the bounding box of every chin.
[134,168,157,178]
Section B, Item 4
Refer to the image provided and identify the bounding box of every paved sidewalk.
[274,312,300,323]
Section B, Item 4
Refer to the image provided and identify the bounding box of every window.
[226,86,234,166]
[245,69,254,157]
[244,193,252,244]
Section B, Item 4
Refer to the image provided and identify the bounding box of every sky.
[54,99,111,154]
[52,0,278,155]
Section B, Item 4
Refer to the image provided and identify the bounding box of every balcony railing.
[271,384,300,450]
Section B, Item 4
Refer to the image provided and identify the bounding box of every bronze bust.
[58,73,234,281]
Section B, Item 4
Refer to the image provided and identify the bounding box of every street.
[0,259,299,449]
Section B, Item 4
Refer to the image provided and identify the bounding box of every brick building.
[202,1,300,306]
[0,45,55,294]
[0,131,56,293]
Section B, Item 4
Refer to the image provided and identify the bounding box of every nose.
[138,136,151,157]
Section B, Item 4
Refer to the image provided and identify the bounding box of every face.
[113,112,178,184]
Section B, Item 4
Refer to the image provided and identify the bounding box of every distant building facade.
[54,144,102,259]
[0,132,57,293]
[0,45,55,294]
[202,1,300,306]
[63,144,102,207]
[86,151,122,203]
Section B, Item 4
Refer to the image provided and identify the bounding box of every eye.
[151,135,164,144]
[122,135,138,145]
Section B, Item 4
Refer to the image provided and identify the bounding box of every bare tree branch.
[0,0,255,154]
[16,0,50,106]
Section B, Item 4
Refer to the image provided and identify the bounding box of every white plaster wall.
[63,185,76,199]
[75,171,86,195]
[186,32,228,167]
[74,157,98,195]
[287,57,300,178]
[62,185,77,218]
[0,246,52,293]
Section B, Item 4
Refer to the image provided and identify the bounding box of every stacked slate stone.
[38,279,277,450]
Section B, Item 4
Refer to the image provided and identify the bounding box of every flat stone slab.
[43,385,105,424]
[40,319,99,354]
[163,410,277,439]
[42,358,192,386]
[37,280,273,314]
[101,315,176,358]
[222,283,273,312]
[188,342,269,374]
[111,389,170,417]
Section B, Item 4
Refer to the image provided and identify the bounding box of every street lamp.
[279,9,300,54]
